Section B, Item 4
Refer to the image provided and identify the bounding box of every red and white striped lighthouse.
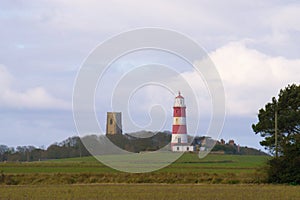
[171,91,188,147]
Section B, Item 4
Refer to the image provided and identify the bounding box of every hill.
[0,132,267,162]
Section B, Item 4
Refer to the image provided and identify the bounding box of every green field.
[0,153,269,174]
[1,154,299,199]
[0,153,270,185]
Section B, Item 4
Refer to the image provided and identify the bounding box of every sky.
[0,0,300,151]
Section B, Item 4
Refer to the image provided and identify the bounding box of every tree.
[267,133,300,184]
[252,84,300,184]
[0,145,9,161]
[252,84,300,155]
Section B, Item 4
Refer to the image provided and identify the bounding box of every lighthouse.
[171,92,194,152]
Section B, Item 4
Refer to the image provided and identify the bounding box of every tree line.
[0,130,267,162]
[0,137,91,162]
[0,131,172,161]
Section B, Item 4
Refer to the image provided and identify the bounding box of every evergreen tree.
[252,84,300,184]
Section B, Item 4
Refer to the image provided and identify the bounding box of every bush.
[268,156,300,184]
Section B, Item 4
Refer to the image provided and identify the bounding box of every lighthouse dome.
[174,92,185,107]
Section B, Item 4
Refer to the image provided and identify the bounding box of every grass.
[1,154,298,199]
[162,153,269,173]
[0,153,270,185]
[0,184,299,200]
[0,153,269,174]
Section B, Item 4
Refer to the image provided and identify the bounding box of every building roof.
[176,91,184,99]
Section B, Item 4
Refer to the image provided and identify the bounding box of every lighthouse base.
[172,144,194,152]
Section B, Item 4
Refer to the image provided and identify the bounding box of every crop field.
[1,153,299,199]
[0,153,270,185]
[0,184,299,200]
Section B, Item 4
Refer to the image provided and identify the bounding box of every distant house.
[228,139,235,146]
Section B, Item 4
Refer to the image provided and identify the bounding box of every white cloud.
[209,41,300,116]
[0,65,70,110]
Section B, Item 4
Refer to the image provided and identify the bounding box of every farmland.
[0,184,300,200]
[0,153,270,185]
[1,153,300,199]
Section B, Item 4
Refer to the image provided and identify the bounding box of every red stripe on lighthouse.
[172,125,187,134]
[173,107,186,117]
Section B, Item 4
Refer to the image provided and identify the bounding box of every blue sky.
[1,0,300,151]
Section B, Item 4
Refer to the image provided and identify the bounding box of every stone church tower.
[106,112,122,135]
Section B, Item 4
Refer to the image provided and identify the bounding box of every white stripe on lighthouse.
[173,117,186,125]
[171,134,188,144]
